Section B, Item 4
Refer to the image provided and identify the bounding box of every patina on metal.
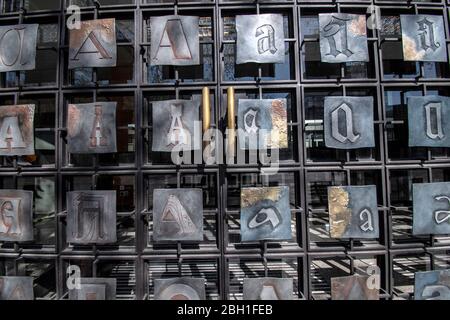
[240,186,291,242]
[243,278,293,300]
[0,276,34,300]
[66,191,117,244]
[328,185,379,239]
[0,104,35,156]
[401,15,447,62]
[415,269,450,300]
[413,182,450,235]
[69,278,116,300]
[324,96,375,149]
[237,99,288,150]
[0,190,33,242]
[408,95,450,148]
[67,102,117,154]
[152,188,203,242]
[154,277,205,300]
[69,18,117,69]
[150,15,200,66]
[0,24,38,72]
[319,13,369,63]
[236,14,285,64]
[331,275,379,300]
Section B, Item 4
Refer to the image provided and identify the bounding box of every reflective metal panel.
[152,188,203,242]
[331,275,379,300]
[150,15,200,66]
[243,278,293,300]
[69,278,116,300]
[0,190,33,242]
[401,15,447,62]
[69,19,117,69]
[328,186,379,239]
[0,24,38,72]
[240,186,291,242]
[324,96,375,149]
[408,96,450,148]
[152,99,201,152]
[0,276,34,300]
[154,277,205,300]
[237,99,288,150]
[236,14,285,64]
[319,14,369,63]
[67,102,117,154]
[66,191,117,244]
[0,104,35,156]
[415,269,450,300]
[413,182,450,235]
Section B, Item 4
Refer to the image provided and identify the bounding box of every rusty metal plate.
[243,278,293,300]
[0,104,35,156]
[408,96,450,148]
[413,182,450,235]
[415,269,450,300]
[240,186,291,242]
[69,19,117,69]
[331,275,379,300]
[66,190,117,244]
[150,15,199,66]
[0,190,33,242]
[152,188,203,242]
[152,99,201,152]
[154,277,205,300]
[0,24,38,72]
[401,15,447,62]
[69,277,116,300]
[236,14,285,64]
[319,14,369,63]
[0,276,34,300]
[67,102,117,154]
[324,96,375,149]
[237,99,288,150]
[328,185,379,239]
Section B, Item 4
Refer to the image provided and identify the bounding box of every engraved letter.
[0,116,26,152]
[243,109,259,134]
[418,18,440,52]
[0,27,27,67]
[256,24,277,55]
[167,103,189,147]
[322,16,353,58]
[359,208,374,232]
[424,102,444,140]
[154,19,192,61]
[434,195,450,224]
[331,103,360,143]
[90,105,107,148]
[72,31,113,61]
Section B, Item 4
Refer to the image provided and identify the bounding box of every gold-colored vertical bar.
[202,87,210,134]
[227,87,236,156]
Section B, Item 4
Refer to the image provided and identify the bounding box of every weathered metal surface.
[69,278,116,300]
[236,14,285,64]
[413,182,450,235]
[408,95,450,148]
[0,276,34,300]
[153,188,203,242]
[324,96,375,149]
[328,185,379,239]
[0,189,33,242]
[237,99,288,150]
[331,275,379,300]
[401,15,447,62]
[66,191,117,244]
[67,102,117,154]
[152,99,201,152]
[69,19,117,69]
[319,14,369,63]
[243,278,293,300]
[415,269,450,300]
[240,186,291,242]
[154,277,205,300]
[150,15,199,66]
[0,24,38,72]
[0,104,35,156]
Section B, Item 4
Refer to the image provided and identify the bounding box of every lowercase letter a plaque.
[331,275,379,300]
[67,102,117,154]
[243,278,293,300]
[0,190,33,242]
[0,24,38,72]
[0,276,34,300]
[414,269,450,300]
[154,277,206,300]
[236,14,285,64]
[69,278,116,300]
[150,16,200,66]
[240,186,291,242]
[0,104,35,156]
[69,19,117,69]
[319,14,369,63]
[401,15,447,62]
[67,191,117,244]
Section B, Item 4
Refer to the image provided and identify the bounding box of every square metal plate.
[243,277,293,300]
[0,276,34,300]
[154,277,205,300]
[69,277,116,300]
[414,269,450,300]
[0,24,38,72]
[0,189,33,242]
[0,104,35,156]
[331,275,379,300]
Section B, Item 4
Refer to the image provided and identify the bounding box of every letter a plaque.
[0,24,38,72]
[0,104,35,156]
